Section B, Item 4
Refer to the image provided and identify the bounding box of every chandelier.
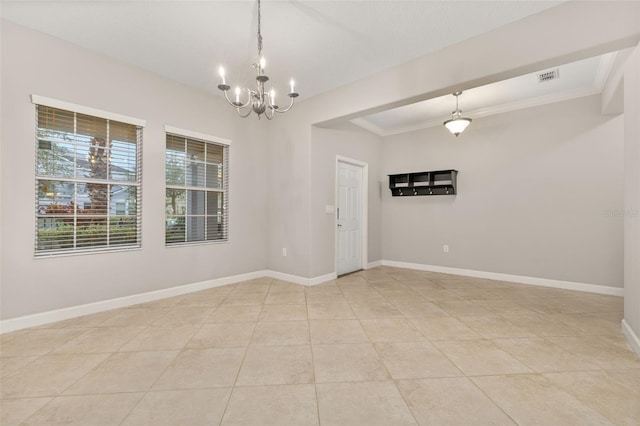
[443,91,472,137]
[217,0,299,119]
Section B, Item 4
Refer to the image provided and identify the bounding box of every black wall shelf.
[389,169,458,196]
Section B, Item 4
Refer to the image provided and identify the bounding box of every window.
[34,99,143,256]
[165,128,229,245]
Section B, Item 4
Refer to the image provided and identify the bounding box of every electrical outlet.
[443,245,449,253]
[282,248,287,257]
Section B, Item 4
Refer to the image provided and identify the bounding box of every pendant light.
[443,91,472,137]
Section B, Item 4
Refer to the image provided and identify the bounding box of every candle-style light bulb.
[270,89,276,106]
[235,87,240,103]
[260,57,266,75]
[290,79,295,94]
[218,66,226,85]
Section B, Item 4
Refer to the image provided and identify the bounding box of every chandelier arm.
[274,96,295,113]
[222,90,243,108]
[264,108,275,120]
[236,107,253,118]
[222,89,253,109]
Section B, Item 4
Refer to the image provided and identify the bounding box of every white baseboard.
[381,260,624,297]
[366,260,383,269]
[309,272,338,286]
[1,261,625,334]
[0,270,268,334]
[266,270,336,286]
[0,269,339,333]
[265,270,309,286]
[622,319,640,358]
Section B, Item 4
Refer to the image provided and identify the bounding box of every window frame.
[164,125,230,247]
[32,95,145,257]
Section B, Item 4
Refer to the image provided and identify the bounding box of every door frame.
[335,155,368,276]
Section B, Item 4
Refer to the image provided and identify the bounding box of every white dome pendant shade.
[443,91,472,137]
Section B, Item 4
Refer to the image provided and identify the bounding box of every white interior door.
[337,161,363,276]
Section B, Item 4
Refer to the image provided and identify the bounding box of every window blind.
[165,132,229,245]
[35,104,142,256]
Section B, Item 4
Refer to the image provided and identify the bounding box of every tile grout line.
[117,281,240,426]
[217,277,271,426]
[116,326,212,424]
[304,285,322,426]
[334,273,422,426]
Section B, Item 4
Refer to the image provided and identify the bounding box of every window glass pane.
[37,140,74,177]
[110,185,137,215]
[186,161,205,187]
[38,180,75,215]
[77,183,108,214]
[207,216,224,240]
[74,139,90,179]
[110,145,137,182]
[206,143,223,164]
[76,218,107,248]
[187,216,205,242]
[187,190,205,215]
[75,138,110,179]
[206,192,223,215]
[206,164,222,189]
[37,218,74,251]
[166,216,185,244]
[110,217,137,246]
[166,155,185,186]
[166,189,186,215]
[187,139,205,162]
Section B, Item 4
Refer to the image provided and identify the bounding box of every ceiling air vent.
[538,68,560,83]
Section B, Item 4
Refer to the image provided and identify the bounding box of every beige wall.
[266,110,312,278]
[0,21,269,319]
[623,45,640,341]
[309,123,383,277]
[381,95,624,287]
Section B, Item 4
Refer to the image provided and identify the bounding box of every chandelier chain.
[257,0,263,57]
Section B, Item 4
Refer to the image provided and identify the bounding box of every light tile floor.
[1,266,639,425]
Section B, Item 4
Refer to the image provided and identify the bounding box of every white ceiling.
[353,52,618,136]
[5,0,611,135]
[1,0,563,100]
